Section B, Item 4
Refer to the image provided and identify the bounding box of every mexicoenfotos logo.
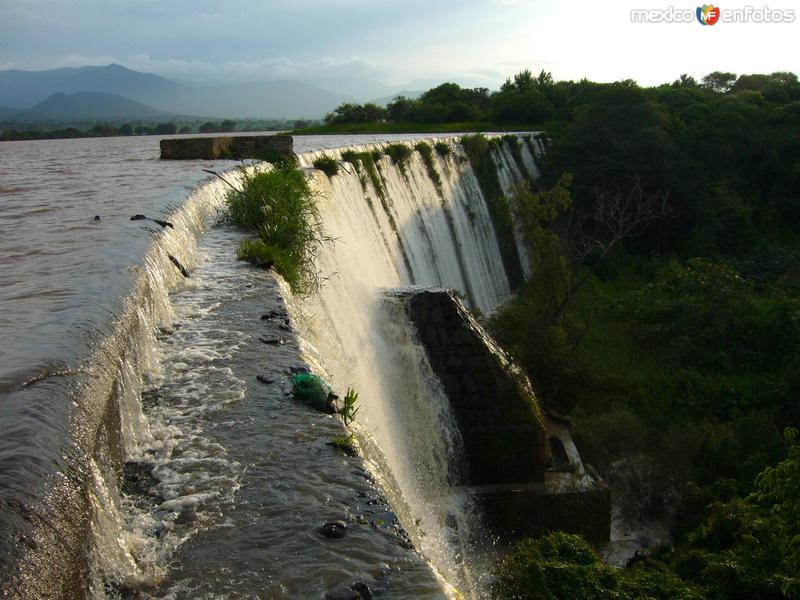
[696,4,721,25]
[631,4,795,23]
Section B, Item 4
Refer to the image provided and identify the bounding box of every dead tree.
[548,178,670,325]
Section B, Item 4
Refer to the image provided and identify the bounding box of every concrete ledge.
[159,134,294,160]
[469,477,611,544]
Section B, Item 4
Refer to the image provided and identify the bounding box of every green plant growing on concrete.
[223,163,329,296]
[415,141,442,195]
[329,432,357,455]
[434,141,452,158]
[341,150,360,169]
[502,134,527,175]
[460,133,523,287]
[370,149,383,163]
[312,154,339,177]
[253,147,298,167]
[385,143,413,178]
[338,387,360,426]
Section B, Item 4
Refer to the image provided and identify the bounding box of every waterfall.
[291,135,538,598]
[0,174,239,598]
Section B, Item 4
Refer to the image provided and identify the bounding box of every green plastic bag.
[291,373,332,412]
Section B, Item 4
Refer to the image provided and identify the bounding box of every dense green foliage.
[494,532,702,600]
[487,69,800,598]
[312,154,339,177]
[414,141,442,193]
[222,164,328,295]
[384,142,413,176]
[495,432,800,598]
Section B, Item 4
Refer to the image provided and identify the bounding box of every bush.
[384,143,412,174]
[494,532,704,600]
[222,164,329,295]
[434,141,452,157]
[493,533,617,600]
[414,142,442,192]
[313,154,339,177]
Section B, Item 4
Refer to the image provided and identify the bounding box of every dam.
[0,132,605,599]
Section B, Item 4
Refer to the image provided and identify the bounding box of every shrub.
[341,150,360,169]
[384,143,412,176]
[312,154,339,177]
[415,141,442,193]
[493,533,616,600]
[222,164,329,295]
[434,141,452,157]
[502,134,527,174]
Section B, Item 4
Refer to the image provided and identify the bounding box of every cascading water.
[1,133,540,599]
[0,171,239,597]
[292,135,539,598]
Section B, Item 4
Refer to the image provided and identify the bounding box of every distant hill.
[0,105,18,119]
[18,92,170,121]
[0,64,352,119]
[371,90,425,106]
[0,63,490,120]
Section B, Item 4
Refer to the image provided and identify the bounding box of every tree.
[324,102,386,125]
[702,71,737,93]
[386,95,418,121]
[672,74,699,88]
[154,122,178,135]
[220,119,236,132]
[752,428,800,597]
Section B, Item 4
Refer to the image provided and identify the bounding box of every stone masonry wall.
[398,288,547,485]
[160,134,294,160]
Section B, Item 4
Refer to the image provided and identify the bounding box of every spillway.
[0,133,542,599]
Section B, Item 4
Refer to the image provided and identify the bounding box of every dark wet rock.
[326,438,358,457]
[258,336,285,346]
[318,520,347,539]
[325,586,359,600]
[168,254,190,278]
[252,259,273,271]
[279,323,292,332]
[174,507,197,525]
[256,375,275,385]
[289,365,311,374]
[260,309,287,321]
[351,582,374,599]
[122,461,157,496]
[94,215,101,222]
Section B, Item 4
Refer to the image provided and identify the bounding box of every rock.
[121,461,157,496]
[350,582,374,600]
[289,365,310,374]
[318,520,347,539]
[93,215,101,222]
[256,375,275,385]
[260,309,287,320]
[258,336,285,346]
[325,586,359,600]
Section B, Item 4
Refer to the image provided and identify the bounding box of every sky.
[1,0,798,89]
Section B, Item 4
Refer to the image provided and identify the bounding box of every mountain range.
[0,64,436,122]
